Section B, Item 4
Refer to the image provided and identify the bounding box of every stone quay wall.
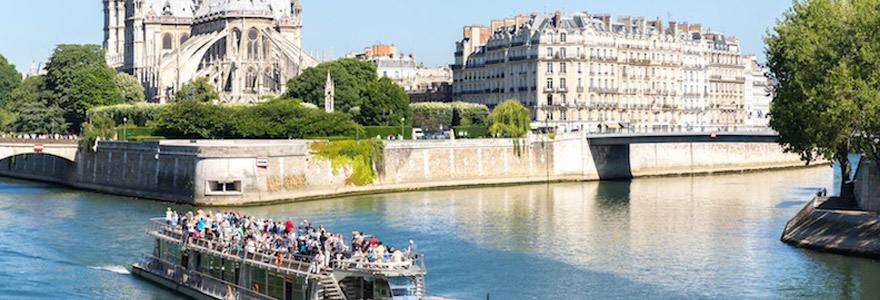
[0,134,808,205]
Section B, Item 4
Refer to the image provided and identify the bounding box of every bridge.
[586,131,779,146]
[0,139,79,162]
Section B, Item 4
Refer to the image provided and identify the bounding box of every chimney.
[669,21,678,36]
[554,10,561,27]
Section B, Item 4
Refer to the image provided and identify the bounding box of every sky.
[0,0,793,75]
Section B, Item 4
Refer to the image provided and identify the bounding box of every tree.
[766,0,880,196]
[0,53,21,108]
[176,77,219,103]
[14,102,67,134]
[8,76,52,113]
[80,113,117,149]
[360,77,411,126]
[116,72,145,103]
[154,99,230,139]
[285,58,377,113]
[44,44,123,132]
[489,99,531,138]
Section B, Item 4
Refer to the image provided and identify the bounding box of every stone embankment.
[782,197,880,257]
[0,132,810,206]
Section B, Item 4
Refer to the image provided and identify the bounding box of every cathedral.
[103,0,318,103]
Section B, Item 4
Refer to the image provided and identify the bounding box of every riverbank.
[0,134,812,206]
[782,196,880,258]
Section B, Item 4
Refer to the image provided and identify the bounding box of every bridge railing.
[586,125,775,136]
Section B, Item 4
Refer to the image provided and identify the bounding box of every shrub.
[117,126,156,140]
[453,125,489,138]
[131,136,165,142]
[411,102,453,129]
[364,126,412,140]
[89,103,165,126]
[451,102,489,126]
[153,98,363,139]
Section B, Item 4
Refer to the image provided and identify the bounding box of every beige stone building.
[348,44,454,102]
[103,0,317,103]
[453,11,754,132]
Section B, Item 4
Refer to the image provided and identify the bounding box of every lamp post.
[123,117,128,141]
[400,117,405,139]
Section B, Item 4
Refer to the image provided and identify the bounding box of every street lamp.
[123,117,128,141]
[400,117,406,139]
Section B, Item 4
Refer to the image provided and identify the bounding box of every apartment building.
[453,11,757,132]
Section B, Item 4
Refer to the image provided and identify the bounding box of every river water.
[1,166,879,299]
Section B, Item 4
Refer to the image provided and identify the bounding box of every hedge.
[365,126,412,140]
[411,102,453,129]
[451,102,489,126]
[453,125,489,138]
[117,126,157,140]
[89,103,166,127]
[131,136,166,142]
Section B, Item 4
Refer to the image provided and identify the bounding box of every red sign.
[710,132,718,139]
[256,157,269,169]
[33,144,44,152]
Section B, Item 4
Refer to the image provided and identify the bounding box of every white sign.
[256,157,269,169]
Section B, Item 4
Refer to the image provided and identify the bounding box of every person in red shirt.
[285,219,294,233]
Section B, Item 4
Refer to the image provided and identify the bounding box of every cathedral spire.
[324,71,335,113]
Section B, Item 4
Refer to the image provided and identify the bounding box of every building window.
[547,94,554,106]
[546,62,553,73]
[547,47,553,58]
[560,63,566,74]
[560,33,567,43]
[560,78,567,89]
[162,33,173,50]
[560,47,567,59]
[546,78,553,90]
[548,33,554,43]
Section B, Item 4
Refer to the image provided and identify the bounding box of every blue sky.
[0,0,792,74]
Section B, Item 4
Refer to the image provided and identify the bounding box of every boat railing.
[135,254,272,300]
[147,218,425,276]
[331,254,427,275]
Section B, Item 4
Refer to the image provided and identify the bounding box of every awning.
[603,121,622,129]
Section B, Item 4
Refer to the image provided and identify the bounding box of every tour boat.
[132,217,449,300]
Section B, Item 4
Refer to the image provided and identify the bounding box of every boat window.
[388,276,417,297]
[251,267,267,294]
[268,271,285,299]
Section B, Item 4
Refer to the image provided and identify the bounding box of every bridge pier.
[589,144,633,180]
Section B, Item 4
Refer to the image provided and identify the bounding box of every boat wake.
[89,265,130,274]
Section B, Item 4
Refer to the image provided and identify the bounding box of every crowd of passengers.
[164,208,418,274]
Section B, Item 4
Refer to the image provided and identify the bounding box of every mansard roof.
[194,0,294,20]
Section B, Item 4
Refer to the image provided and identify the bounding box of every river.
[1,165,879,299]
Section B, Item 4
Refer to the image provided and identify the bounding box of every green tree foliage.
[176,77,219,103]
[14,102,67,134]
[0,53,21,108]
[489,99,531,138]
[766,0,880,192]
[116,72,145,103]
[88,103,165,127]
[230,98,363,138]
[360,77,411,126]
[154,99,231,139]
[154,98,363,139]
[285,58,377,113]
[8,76,52,113]
[451,102,489,126]
[411,102,453,129]
[80,113,117,149]
[43,44,123,132]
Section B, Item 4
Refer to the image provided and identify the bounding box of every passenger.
[165,208,174,225]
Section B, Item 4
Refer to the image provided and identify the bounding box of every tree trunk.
[837,143,851,201]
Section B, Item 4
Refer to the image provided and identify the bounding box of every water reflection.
[2,165,880,299]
